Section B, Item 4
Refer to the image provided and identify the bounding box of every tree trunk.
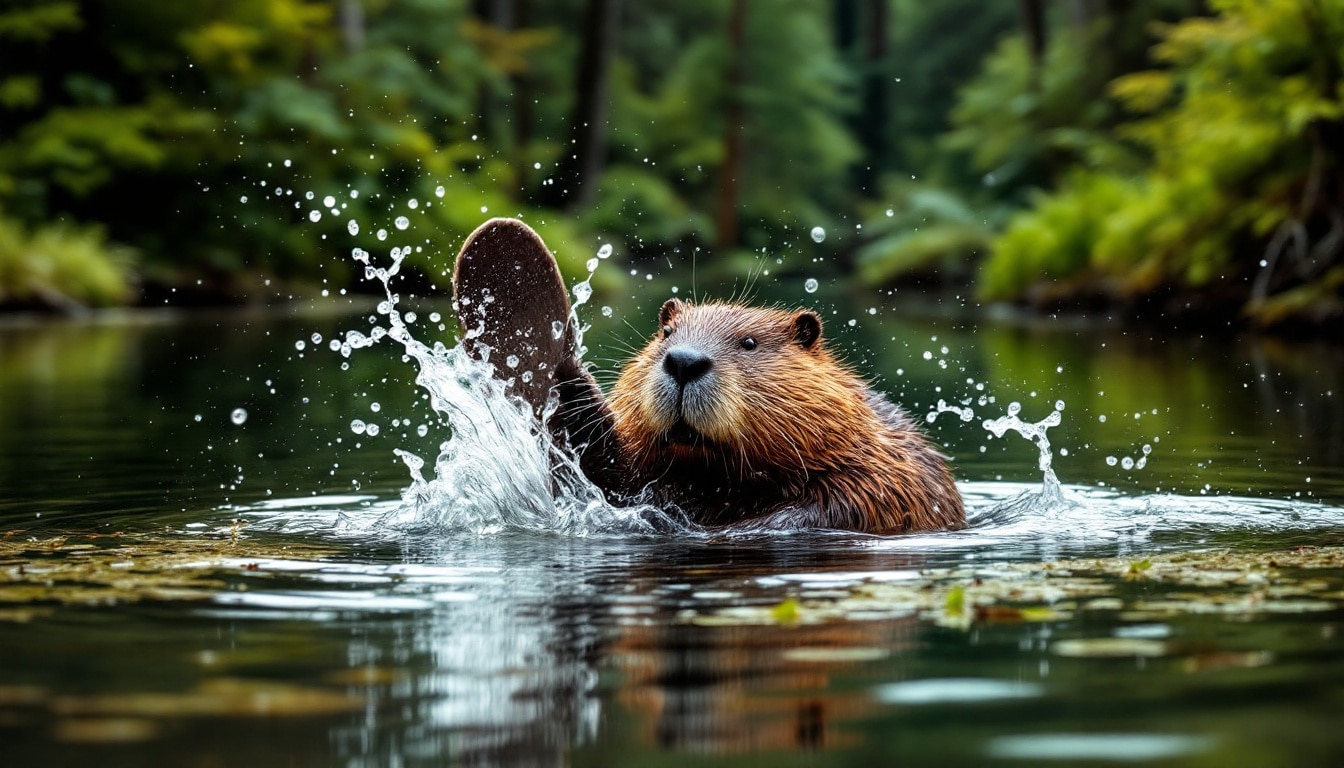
[535,0,621,209]
[857,0,889,194]
[513,0,534,195]
[714,0,749,252]
[340,0,364,54]
[471,0,514,151]
[1017,0,1047,81]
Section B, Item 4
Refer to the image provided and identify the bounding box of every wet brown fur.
[600,299,964,533]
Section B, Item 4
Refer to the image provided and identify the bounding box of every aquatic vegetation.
[0,530,339,612]
[686,545,1344,630]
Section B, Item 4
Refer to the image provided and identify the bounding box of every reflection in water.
[323,548,604,763]
[612,616,904,753]
[218,537,945,764]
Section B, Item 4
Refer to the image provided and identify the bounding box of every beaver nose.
[663,346,713,385]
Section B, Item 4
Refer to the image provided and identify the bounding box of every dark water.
[1,288,1343,766]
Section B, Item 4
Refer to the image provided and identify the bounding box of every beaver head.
[608,298,882,479]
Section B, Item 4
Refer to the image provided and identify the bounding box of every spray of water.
[333,244,668,538]
[930,397,1074,518]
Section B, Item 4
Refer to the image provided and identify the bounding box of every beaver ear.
[658,298,685,328]
[793,310,822,350]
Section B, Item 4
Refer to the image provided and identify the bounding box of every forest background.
[1,0,1340,333]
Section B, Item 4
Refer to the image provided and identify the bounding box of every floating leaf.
[945,585,966,615]
[770,597,801,624]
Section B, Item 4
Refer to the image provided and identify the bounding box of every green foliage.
[884,0,1020,180]
[943,29,1140,197]
[982,172,1138,299]
[0,216,133,308]
[943,0,1205,186]
[603,0,858,253]
[586,167,713,248]
[980,0,1344,325]
[855,184,999,286]
[0,0,590,304]
[2,0,1336,330]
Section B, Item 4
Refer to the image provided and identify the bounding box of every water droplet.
[810,226,826,243]
[533,162,542,170]
[376,228,388,241]
[885,208,893,217]
[370,402,381,412]
[408,198,419,210]
[193,414,202,423]
[323,195,336,208]
[230,408,248,425]
[434,185,445,198]
[351,419,366,435]
[394,216,410,230]
[585,258,599,273]
[1121,457,1135,470]
[505,355,520,369]
[417,424,428,437]
[1106,456,1118,466]
[295,340,306,351]
[804,278,819,293]
[347,220,359,235]
[305,190,314,200]
[308,210,322,222]
[573,281,592,305]
[240,195,249,204]
[365,423,380,436]
[597,243,613,259]
[601,306,613,317]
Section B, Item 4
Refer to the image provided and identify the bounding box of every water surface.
[1,290,1342,766]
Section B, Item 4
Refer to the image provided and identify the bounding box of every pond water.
[1,276,1342,766]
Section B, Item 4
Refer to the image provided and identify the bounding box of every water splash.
[334,243,666,538]
[930,396,1073,516]
[981,400,1069,508]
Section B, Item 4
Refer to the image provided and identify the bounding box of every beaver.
[453,218,965,534]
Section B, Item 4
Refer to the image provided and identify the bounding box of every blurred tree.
[981,0,1344,330]
[714,0,748,250]
[597,0,856,260]
[1018,0,1048,76]
[836,0,891,194]
[535,0,621,209]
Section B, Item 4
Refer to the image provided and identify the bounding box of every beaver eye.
[662,324,674,337]
[740,336,757,350]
